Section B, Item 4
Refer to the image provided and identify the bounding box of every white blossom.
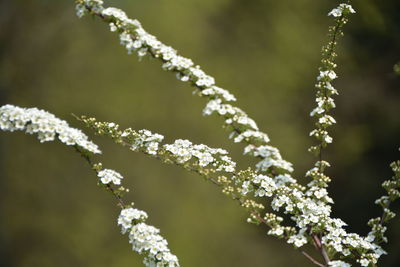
[287,231,308,248]
[117,208,179,266]
[358,258,370,267]
[164,139,236,172]
[253,175,277,197]
[118,208,148,234]
[98,169,123,185]
[318,70,337,81]
[329,260,351,267]
[234,130,270,144]
[0,105,100,154]
[129,223,180,267]
[328,4,356,17]
[130,129,164,155]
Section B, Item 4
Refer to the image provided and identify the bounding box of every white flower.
[288,233,308,248]
[358,258,369,267]
[234,130,270,144]
[329,260,351,267]
[0,105,101,154]
[314,188,328,199]
[328,8,343,17]
[319,115,336,125]
[318,70,337,81]
[324,134,333,144]
[328,4,356,17]
[102,7,128,21]
[118,208,148,234]
[200,86,236,102]
[310,106,324,117]
[129,223,180,266]
[98,169,123,185]
[268,227,284,237]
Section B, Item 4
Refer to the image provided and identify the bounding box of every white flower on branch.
[98,169,123,185]
[129,223,180,267]
[328,4,356,17]
[117,207,179,267]
[0,104,100,154]
[118,208,148,234]
[130,129,164,155]
[318,70,337,81]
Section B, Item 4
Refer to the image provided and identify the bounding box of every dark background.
[0,0,399,266]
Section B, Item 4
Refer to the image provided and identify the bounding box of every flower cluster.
[96,164,180,267]
[75,0,104,18]
[100,164,180,267]
[308,3,355,158]
[98,169,123,185]
[0,104,100,154]
[244,145,293,173]
[128,129,164,155]
[328,4,356,17]
[118,208,180,267]
[164,139,236,172]
[304,6,356,250]
[241,174,277,197]
[118,208,148,234]
[81,116,238,177]
[368,160,400,245]
[287,230,308,248]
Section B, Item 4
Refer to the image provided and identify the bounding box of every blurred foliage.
[0,0,399,266]
[394,63,400,76]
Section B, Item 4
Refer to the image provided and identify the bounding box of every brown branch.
[312,234,330,266]
[301,251,326,267]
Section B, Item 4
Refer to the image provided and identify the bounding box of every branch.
[367,160,400,246]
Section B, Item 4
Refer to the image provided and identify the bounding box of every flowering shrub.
[1,0,399,266]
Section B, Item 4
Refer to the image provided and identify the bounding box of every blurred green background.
[0,0,399,266]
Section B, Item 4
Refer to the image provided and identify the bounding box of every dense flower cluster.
[164,139,236,172]
[241,174,277,197]
[128,129,164,155]
[98,169,123,185]
[98,166,180,267]
[118,208,148,234]
[0,104,100,154]
[118,208,180,267]
[244,145,293,173]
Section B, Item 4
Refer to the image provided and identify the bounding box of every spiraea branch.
[0,1,399,266]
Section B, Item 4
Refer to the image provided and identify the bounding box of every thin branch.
[301,251,326,267]
[75,146,126,207]
[312,234,330,265]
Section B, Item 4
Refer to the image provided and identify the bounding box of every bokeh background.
[0,0,399,266]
